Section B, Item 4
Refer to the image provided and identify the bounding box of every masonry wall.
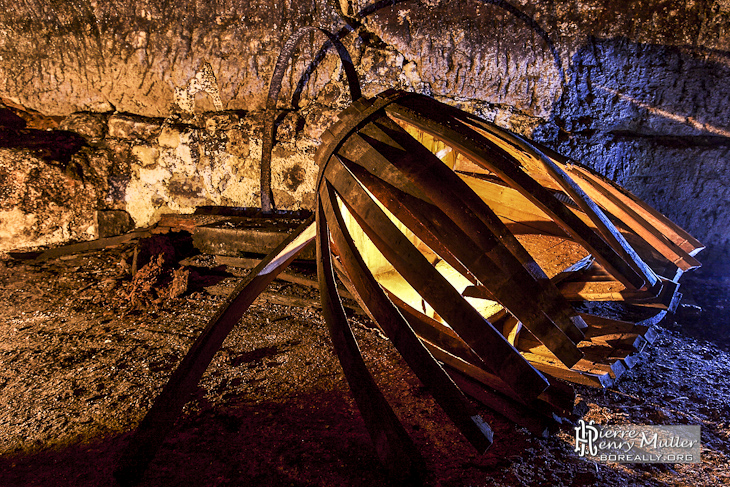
[0,0,728,275]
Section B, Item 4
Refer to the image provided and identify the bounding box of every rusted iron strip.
[348,117,587,346]
[319,182,495,452]
[261,26,361,213]
[322,163,551,402]
[385,96,648,291]
[315,201,426,482]
[114,216,315,487]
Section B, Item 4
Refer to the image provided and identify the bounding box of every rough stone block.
[132,145,159,167]
[108,115,162,142]
[60,113,107,140]
[95,210,135,238]
[158,126,182,148]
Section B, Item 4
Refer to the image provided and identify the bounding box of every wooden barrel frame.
[116,86,703,484]
[314,89,702,441]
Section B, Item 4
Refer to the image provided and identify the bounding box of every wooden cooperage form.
[313,88,702,448]
[115,87,703,485]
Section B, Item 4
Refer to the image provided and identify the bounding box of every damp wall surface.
[0,0,728,276]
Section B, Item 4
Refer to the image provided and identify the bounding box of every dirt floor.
[0,235,729,486]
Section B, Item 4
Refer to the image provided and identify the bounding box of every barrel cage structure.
[312,88,703,458]
[115,76,704,487]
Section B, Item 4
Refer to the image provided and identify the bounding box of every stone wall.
[0,0,728,275]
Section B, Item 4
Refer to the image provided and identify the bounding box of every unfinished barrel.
[314,89,703,436]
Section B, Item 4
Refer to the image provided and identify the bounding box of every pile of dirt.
[0,238,728,486]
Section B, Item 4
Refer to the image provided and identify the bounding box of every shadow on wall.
[535,36,730,277]
[332,1,727,277]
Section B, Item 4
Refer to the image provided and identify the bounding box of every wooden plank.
[154,213,230,233]
[458,116,660,291]
[389,292,580,418]
[569,164,704,255]
[516,331,626,380]
[580,313,661,344]
[388,292,484,366]
[588,332,645,351]
[214,255,360,303]
[559,280,653,302]
[192,217,316,260]
[519,352,614,388]
[114,217,316,486]
[319,182,495,452]
[334,92,585,340]
[558,273,679,309]
[321,165,551,402]
[451,107,703,258]
[334,152,586,357]
[348,117,587,348]
[332,259,383,326]
[566,168,700,272]
[410,317,576,417]
[447,369,555,438]
[385,99,648,291]
[316,93,433,204]
[338,154,476,285]
[550,255,594,285]
[503,316,522,347]
[422,340,571,419]
[315,202,426,481]
[30,229,151,261]
[443,112,563,191]
[457,173,568,237]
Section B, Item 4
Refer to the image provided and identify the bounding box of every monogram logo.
[574,419,599,457]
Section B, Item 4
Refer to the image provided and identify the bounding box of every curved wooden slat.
[509,133,705,256]
[566,166,702,271]
[345,116,587,344]
[336,154,588,354]
[385,96,648,291]
[316,200,425,481]
[458,109,703,278]
[389,292,575,418]
[319,182,495,452]
[321,160,552,401]
[337,154,476,284]
[454,116,660,289]
[115,216,316,486]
